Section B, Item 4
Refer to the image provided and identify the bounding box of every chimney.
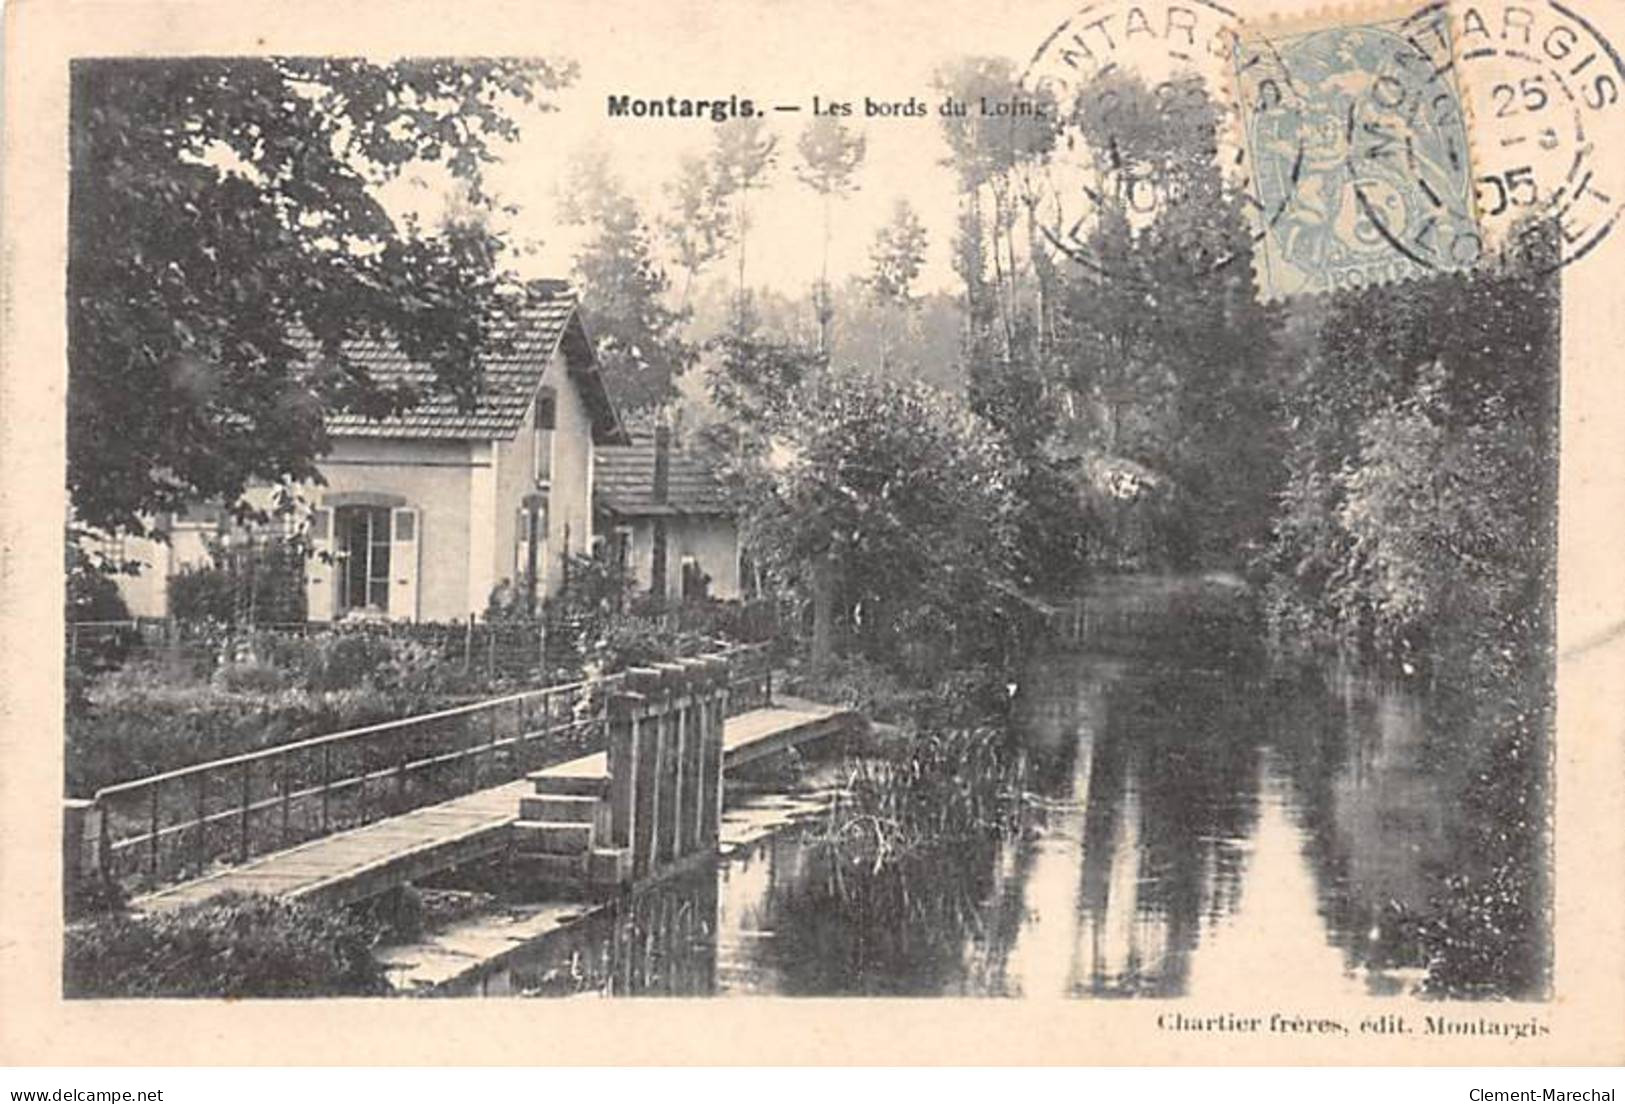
[653,423,671,505]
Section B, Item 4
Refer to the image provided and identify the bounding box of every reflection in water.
[481,646,1465,998]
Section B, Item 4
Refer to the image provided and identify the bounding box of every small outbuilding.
[592,426,741,602]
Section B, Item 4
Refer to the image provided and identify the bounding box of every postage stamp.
[1232,6,1482,298]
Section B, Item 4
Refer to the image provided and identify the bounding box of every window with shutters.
[336,505,391,613]
[534,393,556,485]
[515,498,547,588]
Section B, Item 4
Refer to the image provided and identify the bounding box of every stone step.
[588,847,633,886]
[526,770,610,798]
[518,793,601,823]
[511,819,593,855]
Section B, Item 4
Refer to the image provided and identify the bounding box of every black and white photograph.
[4,0,1624,1068]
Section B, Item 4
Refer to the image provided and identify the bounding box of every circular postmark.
[1414,0,1625,273]
[1017,0,1307,283]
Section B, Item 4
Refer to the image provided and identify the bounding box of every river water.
[460,602,1481,998]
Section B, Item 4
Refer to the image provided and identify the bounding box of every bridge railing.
[73,643,771,895]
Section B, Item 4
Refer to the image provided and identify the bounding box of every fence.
[69,643,772,895]
[67,597,794,680]
[67,617,549,680]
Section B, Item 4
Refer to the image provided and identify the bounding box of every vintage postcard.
[2,0,1623,1066]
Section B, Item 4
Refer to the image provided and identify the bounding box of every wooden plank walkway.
[131,697,855,916]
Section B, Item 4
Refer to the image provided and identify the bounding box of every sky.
[379,0,1073,297]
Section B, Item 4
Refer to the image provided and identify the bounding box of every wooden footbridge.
[63,646,858,915]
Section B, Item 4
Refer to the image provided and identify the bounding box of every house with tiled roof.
[296,281,625,622]
[593,425,740,602]
[110,281,628,623]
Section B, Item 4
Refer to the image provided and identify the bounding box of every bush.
[302,632,403,693]
[66,674,426,794]
[591,614,709,674]
[213,658,288,694]
[169,533,307,627]
[168,563,238,625]
[64,892,388,997]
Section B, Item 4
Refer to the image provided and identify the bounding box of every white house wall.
[92,351,601,625]
[674,516,740,600]
[622,515,740,602]
[103,524,215,618]
[315,436,475,623]
[492,347,595,598]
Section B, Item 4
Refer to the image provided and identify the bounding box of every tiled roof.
[595,434,734,518]
[318,283,625,444]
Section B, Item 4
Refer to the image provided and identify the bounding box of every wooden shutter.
[390,506,420,622]
[304,507,333,622]
[515,507,532,585]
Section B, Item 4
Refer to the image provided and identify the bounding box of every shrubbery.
[66,669,427,795]
[168,534,307,627]
[1262,240,1558,997]
[64,892,389,998]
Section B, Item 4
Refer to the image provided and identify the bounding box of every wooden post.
[97,806,112,883]
[680,660,708,856]
[688,670,708,854]
[193,772,207,872]
[321,743,332,832]
[659,662,690,866]
[396,733,410,808]
[357,743,368,824]
[541,685,555,763]
[517,695,531,770]
[704,658,727,844]
[665,665,688,864]
[148,785,160,875]
[701,659,726,849]
[238,759,252,863]
[280,759,292,845]
[627,666,667,878]
[641,697,666,879]
[607,688,646,853]
[63,799,96,899]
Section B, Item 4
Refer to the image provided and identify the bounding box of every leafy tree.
[702,331,822,459]
[748,373,1020,672]
[710,117,779,332]
[1049,74,1285,565]
[68,57,573,542]
[1266,227,1559,674]
[794,117,867,354]
[560,148,693,413]
[933,57,1057,357]
[661,153,735,314]
[965,342,1092,590]
[865,200,929,369]
[65,541,131,623]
